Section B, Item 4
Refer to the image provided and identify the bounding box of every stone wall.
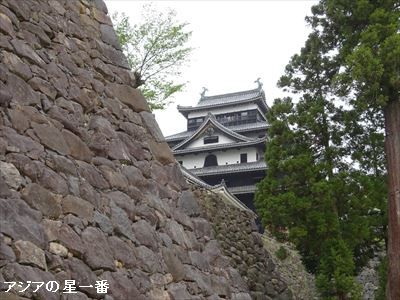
[0,0,299,299]
[262,233,318,299]
[0,0,256,299]
[192,187,292,299]
[356,253,385,300]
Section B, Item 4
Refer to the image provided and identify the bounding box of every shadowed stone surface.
[14,240,46,270]
[0,0,292,299]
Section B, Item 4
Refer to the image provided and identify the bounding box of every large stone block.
[81,227,115,271]
[147,140,175,165]
[110,201,134,241]
[0,241,16,262]
[0,198,46,248]
[10,39,44,65]
[140,111,165,142]
[0,161,24,190]
[3,128,44,155]
[21,183,62,218]
[136,246,165,274]
[62,195,94,221]
[108,236,137,268]
[177,190,201,217]
[106,82,150,112]
[0,176,11,197]
[77,161,110,190]
[5,73,40,106]
[164,219,194,250]
[32,122,70,155]
[57,225,85,257]
[132,220,159,251]
[162,247,185,282]
[100,24,120,49]
[62,129,93,162]
[2,51,32,80]
[0,12,16,37]
[14,240,46,270]
[37,166,69,195]
[7,107,30,133]
[28,76,57,99]
[167,283,192,300]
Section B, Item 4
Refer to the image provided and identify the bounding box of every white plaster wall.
[176,153,207,169]
[188,103,258,118]
[176,147,259,169]
[185,132,236,149]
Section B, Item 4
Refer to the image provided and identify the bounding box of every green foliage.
[316,239,362,299]
[112,4,192,110]
[256,95,384,297]
[376,256,388,300]
[308,0,399,108]
[256,2,393,298]
[275,246,289,261]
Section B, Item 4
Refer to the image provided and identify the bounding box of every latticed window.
[204,136,219,144]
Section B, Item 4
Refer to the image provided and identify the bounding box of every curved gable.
[172,113,253,151]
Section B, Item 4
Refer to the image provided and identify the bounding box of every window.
[240,153,247,163]
[204,154,218,167]
[204,136,219,144]
[188,118,204,130]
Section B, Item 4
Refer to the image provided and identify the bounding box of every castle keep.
[166,82,268,209]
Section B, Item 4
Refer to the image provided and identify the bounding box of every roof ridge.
[198,88,260,103]
[173,139,265,154]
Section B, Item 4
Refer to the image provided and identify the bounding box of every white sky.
[105,0,318,136]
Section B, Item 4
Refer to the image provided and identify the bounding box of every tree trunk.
[384,99,400,300]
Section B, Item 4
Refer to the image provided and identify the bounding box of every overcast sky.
[105,1,318,136]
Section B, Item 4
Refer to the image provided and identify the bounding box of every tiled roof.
[173,138,265,155]
[179,166,251,211]
[228,121,268,133]
[165,121,268,142]
[177,88,268,115]
[189,160,267,176]
[228,185,257,195]
[165,130,192,141]
[197,89,262,107]
[179,166,212,189]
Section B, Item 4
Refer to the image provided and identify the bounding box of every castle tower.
[166,81,268,209]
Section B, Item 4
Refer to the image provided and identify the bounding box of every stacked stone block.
[0,0,293,299]
[192,187,292,300]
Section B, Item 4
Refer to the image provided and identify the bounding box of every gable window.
[204,136,219,144]
[204,154,218,167]
[240,153,247,163]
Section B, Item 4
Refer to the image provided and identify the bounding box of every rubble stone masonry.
[0,0,291,299]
